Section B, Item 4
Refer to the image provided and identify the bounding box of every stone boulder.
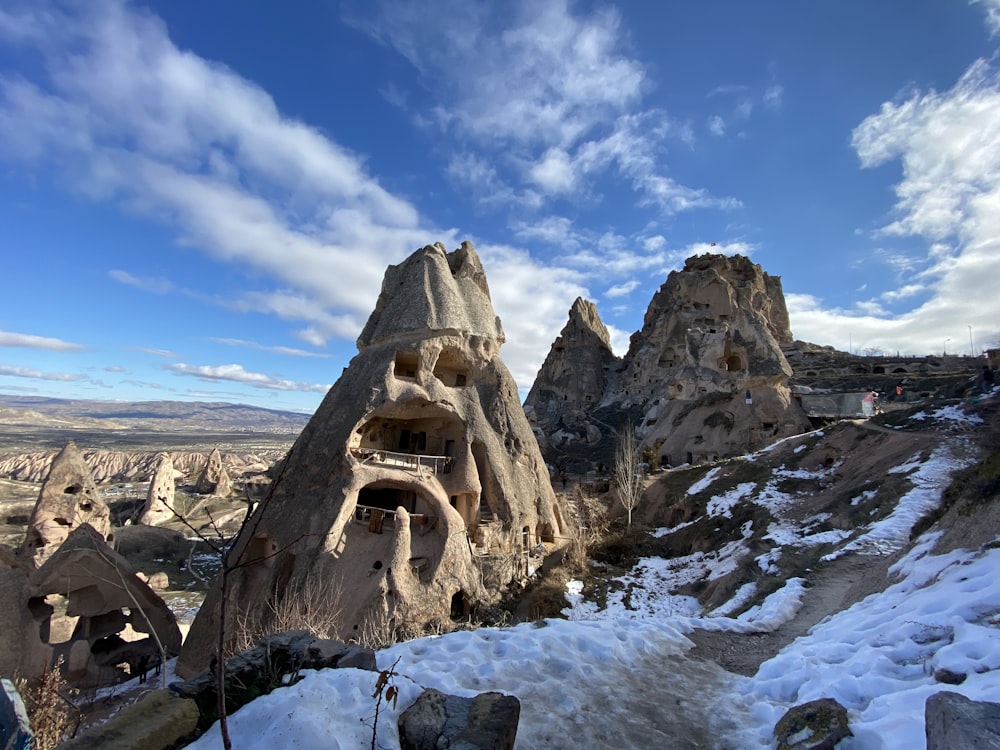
[925,691,1000,749]
[774,697,852,750]
[139,454,177,526]
[399,687,520,750]
[21,441,112,563]
[178,242,568,676]
[195,448,232,497]
[171,631,376,731]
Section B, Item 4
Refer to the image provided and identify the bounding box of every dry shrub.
[354,604,399,651]
[524,566,574,620]
[565,486,609,572]
[15,657,80,750]
[234,575,343,654]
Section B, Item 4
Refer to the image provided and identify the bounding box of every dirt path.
[686,550,894,676]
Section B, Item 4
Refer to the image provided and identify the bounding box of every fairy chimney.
[524,297,620,455]
[177,241,567,676]
[139,454,177,526]
[195,448,231,497]
[22,441,111,563]
[620,253,809,465]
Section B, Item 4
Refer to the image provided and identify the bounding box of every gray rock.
[926,691,1000,749]
[774,697,851,750]
[171,631,376,731]
[0,678,31,750]
[399,687,520,750]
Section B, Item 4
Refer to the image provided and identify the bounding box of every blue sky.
[1,0,999,413]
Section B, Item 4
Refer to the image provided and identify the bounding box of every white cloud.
[708,115,726,137]
[763,84,784,110]
[128,346,181,359]
[0,363,86,381]
[0,0,438,345]
[0,330,86,351]
[166,362,329,393]
[881,284,925,302]
[109,269,173,294]
[604,280,640,298]
[797,57,1000,356]
[477,242,588,392]
[350,0,729,216]
[971,0,1000,35]
[529,148,578,194]
[208,338,331,358]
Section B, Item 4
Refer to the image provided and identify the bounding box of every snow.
[706,481,755,518]
[184,422,1000,750]
[824,442,973,560]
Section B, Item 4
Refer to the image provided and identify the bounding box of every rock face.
[22,441,112,563]
[624,254,809,466]
[195,448,232,497]
[140,454,177,526]
[0,449,272,485]
[526,254,810,470]
[3,525,181,683]
[178,242,566,676]
[925,691,1000,750]
[524,297,620,457]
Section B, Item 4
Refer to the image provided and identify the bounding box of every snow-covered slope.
[182,394,1000,749]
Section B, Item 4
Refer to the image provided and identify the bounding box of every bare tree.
[613,423,644,530]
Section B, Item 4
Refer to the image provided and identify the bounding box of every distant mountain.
[0,395,311,434]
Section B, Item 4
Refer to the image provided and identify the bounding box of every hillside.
[0,395,310,434]
[92,388,1000,749]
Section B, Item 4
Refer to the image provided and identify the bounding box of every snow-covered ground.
[180,400,999,749]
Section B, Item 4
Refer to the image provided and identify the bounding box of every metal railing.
[351,447,453,475]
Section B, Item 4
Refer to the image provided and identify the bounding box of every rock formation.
[195,448,232,497]
[526,254,811,470]
[178,242,566,676]
[0,449,272,485]
[523,297,620,457]
[139,454,177,526]
[622,254,810,465]
[21,441,112,563]
[1,525,181,684]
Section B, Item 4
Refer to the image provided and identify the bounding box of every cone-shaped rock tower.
[178,242,565,675]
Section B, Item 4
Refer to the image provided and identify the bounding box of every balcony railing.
[351,448,453,475]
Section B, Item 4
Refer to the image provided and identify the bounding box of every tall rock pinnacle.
[178,242,567,676]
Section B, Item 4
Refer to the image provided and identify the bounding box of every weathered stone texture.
[527,253,810,470]
[22,441,111,562]
[195,448,232,496]
[399,687,520,750]
[3,525,182,684]
[774,697,852,750]
[139,454,177,526]
[524,297,620,456]
[178,242,567,676]
[925,691,1000,750]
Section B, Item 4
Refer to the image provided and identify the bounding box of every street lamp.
[944,338,951,356]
